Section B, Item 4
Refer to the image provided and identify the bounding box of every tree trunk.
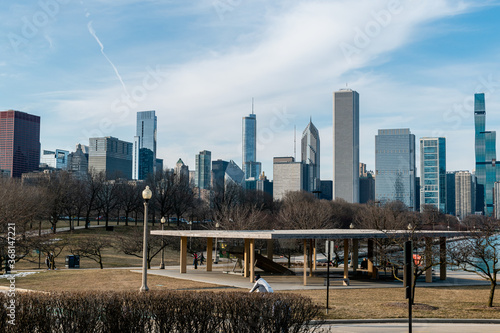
[488,280,496,307]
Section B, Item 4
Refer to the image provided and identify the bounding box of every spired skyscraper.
[474,93,497,215]
[420,137,446,213]
[242,101,261,180]
[133,111,157,180]
[301,119,320,193]
[375,129,416,209]
[333,89,359,203]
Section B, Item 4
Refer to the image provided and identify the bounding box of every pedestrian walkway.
[136,264,490,291]
[316,322,500,332]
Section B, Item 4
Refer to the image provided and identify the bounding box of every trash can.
[65,255,80,269]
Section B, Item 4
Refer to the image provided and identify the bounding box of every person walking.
[45,254,51,270]
[193,253,198,269]
[249,274,273,293]
[199,253,205,265]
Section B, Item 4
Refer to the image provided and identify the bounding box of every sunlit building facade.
[420,137,446,213]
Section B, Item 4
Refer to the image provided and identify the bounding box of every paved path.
[136,264,490,291]
[317,322,500,332]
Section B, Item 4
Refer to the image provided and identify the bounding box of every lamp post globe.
[160,217,166,269]
[140,186,152,292]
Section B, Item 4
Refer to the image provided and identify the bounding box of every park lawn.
[0,269,231,292]
[2,269,500,319]
[285,285,500,320]
[15,225,182,270]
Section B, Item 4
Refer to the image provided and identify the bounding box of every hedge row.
[1,291,321,332]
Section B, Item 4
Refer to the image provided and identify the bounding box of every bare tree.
[117,182,142,226]
[97,180,120,227]
[82,171,105,228]
[277,191,334,230]
[115,227,167,269]
[449,216,500,307]
[70,235,112,269]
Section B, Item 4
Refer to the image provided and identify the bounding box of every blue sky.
[2,0,500,180]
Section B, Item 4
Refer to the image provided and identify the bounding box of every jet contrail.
[87,21,128,94]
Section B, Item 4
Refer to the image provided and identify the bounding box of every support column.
[249,239,255,283]
[303,239,308,286]
[367,239,374,278]
[244,239,250,278]
[206,237,213,272]
[309,239,313,277]
[352,239,359,274]
[267,239,273,260]
[343,239,349,279]
[425,237,433,283]
[440,237,446,280]
[180,236,187,274]
[313,240,317,271]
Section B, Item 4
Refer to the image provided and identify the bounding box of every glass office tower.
[195,150,211,189]
[242,111,261,180]
[420,137,446,213]
[474,93,498,215]
[375,129,416,209]
[133,111,157,180]
[0,110,40,178]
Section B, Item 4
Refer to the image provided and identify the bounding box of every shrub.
[1,291,321,332]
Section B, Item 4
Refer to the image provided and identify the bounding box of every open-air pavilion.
[150,229,469,286]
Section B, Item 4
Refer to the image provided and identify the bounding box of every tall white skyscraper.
[333,89,359,203]
[420,137,446,212]
[301,119,320,193]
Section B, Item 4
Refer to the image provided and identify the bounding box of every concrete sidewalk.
[134,264,490,291]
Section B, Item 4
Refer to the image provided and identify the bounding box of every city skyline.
[2,1,500,179]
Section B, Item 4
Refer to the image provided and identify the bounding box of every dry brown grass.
[0,269,233,292]
[284,286,500,319]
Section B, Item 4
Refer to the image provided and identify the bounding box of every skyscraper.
[301,119,320,193]
[420,137,446,212]
[375,129,416,209]
[133,110,157,180]
[446,171,457,215]
[88,137,133,179]
[195,150,211,190]
[242,105,261,180]
[0,110,40,178]
[333,89,359,203]
[455,171,473,220]
[474,93,497,215]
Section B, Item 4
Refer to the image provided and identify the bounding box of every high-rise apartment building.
[67,144,89,178]
[455,171,473,220]
[333,89,359,203]
[375,129,416,209]
[474,93,497,215]
[133,110,157,180]
[273,157,304,201]
[174,158,189,184]
[195,150,211,190]
[242,109,261,180]
[420,137,446,212]
[88,137,133,179]
[301,119,320,193]
[446,171,457,215]
[0,110,41,178]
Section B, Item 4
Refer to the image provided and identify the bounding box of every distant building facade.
[420,137,446,213]
[195,150,211,190]
[0,110,41,177]
[41,149,69,169]
[273,157,304,201]
[333,89,359,203]
[446,171,457,215]
[67,144,89,178]
[88,137,133,179]
[456,171,473,220]
[375,129,416,209]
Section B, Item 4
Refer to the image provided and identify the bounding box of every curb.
[312,318,500,325]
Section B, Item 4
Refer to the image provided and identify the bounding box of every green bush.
[1,291,321,332]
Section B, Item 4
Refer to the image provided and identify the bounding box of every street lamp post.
[140,186,152,292]
[160,217,166,269]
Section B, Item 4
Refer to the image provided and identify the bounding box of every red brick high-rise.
[0,110,40,178]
